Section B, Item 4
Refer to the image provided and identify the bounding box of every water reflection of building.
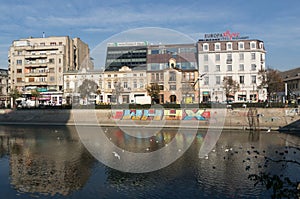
[5,126,94,196]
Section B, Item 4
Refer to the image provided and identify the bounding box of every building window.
[216,65,220,72]
[204,65,209,72]
[49,58,55,64]
[160,73,164,81]
[133,80,137,88]
[238,42,244,50]
[40,43,45,46]
[239,64,244,71]
[227,43,232,50]
[17,69,22,73]
[216,76,221,85]
[204,54,208,62]
[169,71,176,81]
[251,53,256,60]
[16,60,22,65]
[215,54,220,61]
[140,73,144,76]
[108,75,111,77]
[251,42,256,49]
[259,42,264,49]
[50,76,55,82]
[123,82,128,88]
[226,54,232,64]
[204,76,209,85]
[139,80,143,88]
[239,76,245,84]
[215,43,220,51]
[251,64,257,71]
[108,81,111,89]
[50,42,56,46]
[59,58,61,64]
[169,85,176,90]
[251,75,256,84]
[227,65,232,71]
[17,78,22,83]
[203,44,209,51]
[239,53,244,61]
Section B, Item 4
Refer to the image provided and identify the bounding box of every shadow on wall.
[0,109,71,124]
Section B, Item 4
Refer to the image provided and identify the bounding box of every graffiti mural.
[111,109,210,121]
[164,109,182,120]
[141,109,163,120]
[182,109,210,120]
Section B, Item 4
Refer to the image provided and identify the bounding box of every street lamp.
[193,73,206,104]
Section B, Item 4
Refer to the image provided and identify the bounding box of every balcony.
[25,81,48,86]
[25,72,48,77]
[226,59,232,64]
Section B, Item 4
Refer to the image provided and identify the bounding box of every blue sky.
[1,0,300,71]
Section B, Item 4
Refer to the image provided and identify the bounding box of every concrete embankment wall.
[0,108,298,130]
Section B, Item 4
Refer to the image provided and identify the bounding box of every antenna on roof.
[42,32,45,38]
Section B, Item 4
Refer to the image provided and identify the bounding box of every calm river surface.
[0,125,299,199]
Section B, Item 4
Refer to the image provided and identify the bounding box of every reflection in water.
[0,125,95,196]
[0,125,299,198]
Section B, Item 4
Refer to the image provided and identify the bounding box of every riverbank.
[0,108,299,131]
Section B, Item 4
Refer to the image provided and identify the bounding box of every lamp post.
[193,73,206,104]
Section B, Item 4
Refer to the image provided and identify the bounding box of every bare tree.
[258,68,284,101]
[146,83,160,104]
[222,76,240,103]
[78,79,98,104]
[112,81,122,104]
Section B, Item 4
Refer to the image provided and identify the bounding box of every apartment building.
[8,36,91,94]
[0,69,8,107]
[197,32,267,103]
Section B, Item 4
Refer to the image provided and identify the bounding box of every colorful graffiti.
[182,109,210,120]
[112,109,210,121]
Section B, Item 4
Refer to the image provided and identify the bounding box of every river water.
[0,125,299,199]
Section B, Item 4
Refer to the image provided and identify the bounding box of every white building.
[63,69,103,105]
[197,32,267,103]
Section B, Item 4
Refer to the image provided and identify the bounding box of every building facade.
[281,67,300,103]
[197,35,267,103]
[103,66,148,104]
[8,36,91,94]
[64,69,103,105]
[0,69,8,107]
[147,43,199,104]
[105,42,148,71]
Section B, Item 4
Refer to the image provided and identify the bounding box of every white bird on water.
[112,151,120,160]
[267,128,271,133]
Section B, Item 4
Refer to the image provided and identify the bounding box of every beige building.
[8,36,91,93]
[0,69,8,107]
[103,66,148,104]
[147,58,199,104]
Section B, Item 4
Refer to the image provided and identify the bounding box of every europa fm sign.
[204,30,249,40]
